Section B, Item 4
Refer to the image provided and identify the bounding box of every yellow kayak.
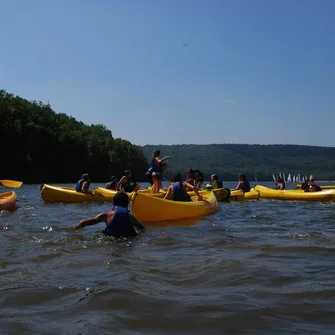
[295,183,335,190]
[0,191,17,211]
[130,191,217,223]
[94,187,165,199]
[255,185,335,202]
[229,188,259,201]
[188,187,230,201]
[41,184,112,203]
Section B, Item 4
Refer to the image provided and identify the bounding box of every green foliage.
[0,90,148,183]
[141,144,335,181]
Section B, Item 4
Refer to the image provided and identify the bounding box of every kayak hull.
[255,185,335,202]
[41,184,111,203]
[131,191,217,223]
[0,191,17,211]
[95,187,165,199]
[188,187,230,201]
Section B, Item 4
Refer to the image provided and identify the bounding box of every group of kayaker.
[274,175,322,192]
[76,170,139,194]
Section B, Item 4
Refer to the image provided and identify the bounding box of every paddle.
[0,180,23,188]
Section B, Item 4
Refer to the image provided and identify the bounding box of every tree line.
[0,90,149,183]
[2,89,335,184]
[141,144,335,181]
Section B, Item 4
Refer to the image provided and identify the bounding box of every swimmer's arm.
[76,213,108,229]
[131,217,145,231]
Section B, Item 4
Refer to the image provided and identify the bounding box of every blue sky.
[1,0,335,146]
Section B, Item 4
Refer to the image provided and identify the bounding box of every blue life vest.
[75,179,90,192]
[242,180,251,193]
[103,212,138,238]
[217,180,223,188]
[173,182,191,202]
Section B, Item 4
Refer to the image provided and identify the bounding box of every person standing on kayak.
[164,173,202,202]
[117,170,140,193]
[76,192,145,238]
[105,175,118,190]
[75,173,90,193]
[146,150,171,184]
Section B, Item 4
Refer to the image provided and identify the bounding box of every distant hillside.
[141,144,335,181]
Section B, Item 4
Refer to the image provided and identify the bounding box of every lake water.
[1,182,335,334]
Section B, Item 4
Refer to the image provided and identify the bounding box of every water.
[1,182,335,334]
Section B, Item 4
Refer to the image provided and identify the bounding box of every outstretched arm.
[231,181,242,191]
[184,182,202,201]
[76,212,108,229]
[131,216,145,231]
[156,156,170,164]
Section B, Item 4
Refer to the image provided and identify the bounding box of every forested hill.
[0,90,149,183]
[141,144,335,181]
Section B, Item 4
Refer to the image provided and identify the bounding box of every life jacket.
[106,181,117,190]
[173,182,191,202]
[307,181,322,192]
[76,179,90,192]
[241,180,251,193]
[103,211,138,238]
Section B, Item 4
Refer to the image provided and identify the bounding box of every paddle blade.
[0,180,23,188]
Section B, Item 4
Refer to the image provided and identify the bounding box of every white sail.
[310,174,313,180]
[287,173,292,182]
[272,174,276,181]
[283,173,286,182]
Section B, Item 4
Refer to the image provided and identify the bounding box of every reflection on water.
[1,182,335,334]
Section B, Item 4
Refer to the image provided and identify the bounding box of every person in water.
[232,173,251,192]
[76,192,145,238]
[186,168,204,190]
[164,173,202,202]
[75,173,90,193]
[117,170,140,193]
[208,174,223,189]
[146,150,170,184]
[105,175,118,190]
[275,176,286,190]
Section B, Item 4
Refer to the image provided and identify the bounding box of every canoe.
[255,185,335,202]
[295,183,335,190]
[229,188,259,201]
[230,190,245,201]
[94,187,165,199]
[130,191,217,222]
[41,184,112,203]
[189,187,230,201]
[0,191,17,211]
[245,188,260,200]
